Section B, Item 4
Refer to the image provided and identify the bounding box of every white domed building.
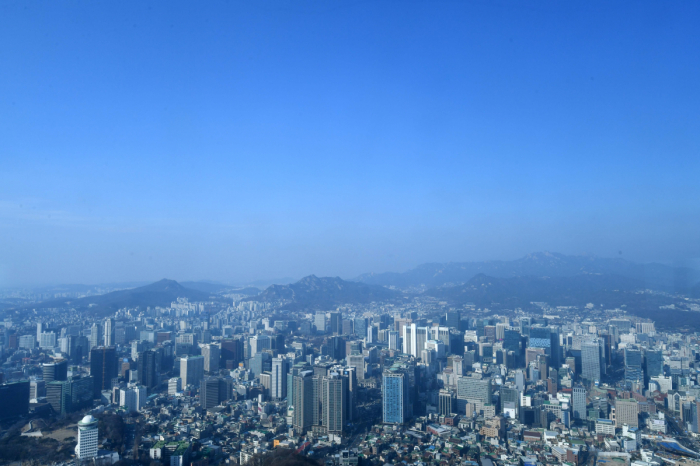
[75,415,98,460]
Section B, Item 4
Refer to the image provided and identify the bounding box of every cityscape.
[1,1,699,466]
[2,254,700,466]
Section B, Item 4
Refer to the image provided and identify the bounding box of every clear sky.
[1,1,699,287]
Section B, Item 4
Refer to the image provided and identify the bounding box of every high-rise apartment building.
[322,373,348,434]
[293,370,315,434]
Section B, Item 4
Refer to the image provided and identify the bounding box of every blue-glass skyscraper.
[382,369,409,424]
[624,348,643,388]
[528,326,560,368]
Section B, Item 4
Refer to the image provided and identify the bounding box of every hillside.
[252,275,401,310]
[14,279,218,316]
[356,252,700,292]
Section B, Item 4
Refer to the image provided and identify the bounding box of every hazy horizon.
[2,1,699,287]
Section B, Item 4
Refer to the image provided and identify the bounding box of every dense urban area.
[1,262,700,466]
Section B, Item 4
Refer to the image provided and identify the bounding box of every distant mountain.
[356,252,700,293]
[14,279,218,316]
[426,273,648,308]
[252,275,401,310]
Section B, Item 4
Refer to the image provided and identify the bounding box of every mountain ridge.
[355,252,700,292]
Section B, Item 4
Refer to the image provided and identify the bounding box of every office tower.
[581,340,601,382]
[46,375,93,416]
[347,354,365,381]
[19,335,36,349]
[573,385,586,420]
[383,369,409,424]
[322,373,348,433]
[138,349,160,392]
[388,331,400,351]
[30,380,46,399]
[249,335,271,358]
[293,370,315,435]
[75,415,99,460]
[503,329,523,355]
[354,318,368,339]
[624,348,643,388]
[90,346,118,398]
[439,389,454,416]
[103,318,113,346]
[271,357,289,400]
[495,323,506,341]
[220,338,244,369]
[329,312,342,335]
[249,352,271,377]
[446,311,460,329]
[119,384,147,412]
[367,325,378,343]
[326,336,346,360]
[515,370,525,393]
[615,399,639,427]
[0,381,30,420]
[201,377,222,409]
[43,360,68,382]
[37,322,43,342]
[528,326,560,368]
[89,324,102,350]
[201,344,220,373]
[484,325,496,343]
[180,355,204,388]
[403,324,428,358]
[168,377,182,395]
[315,312,327,333]
[645,349,663,381]
[342,367,356,421]
[457,376,492,407]
[500,386,519,414]
[39,332,57,349]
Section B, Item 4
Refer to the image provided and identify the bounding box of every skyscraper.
[75,415,99,460]
[43,360,68,382]
[180,355,204,388]
[0,381,30,420]
[201,344,220,373]
[293,370,315,435]
[89,323,102,350]
[271,357,289,400]
[382,369,409,424]
[138,349,160,392]
[573,385,586,420]
[581,340,601,382]
[624,348,643,388]
[322,373,348,434]
[329,312,342,335]
[103,318,113,347]
[528,326,560,368]
[402,324,428,358]
[354,317,368,340]
[446,311,460,329]
[644,349,663,382]
[439,389,454,416]
[90,346,118,398]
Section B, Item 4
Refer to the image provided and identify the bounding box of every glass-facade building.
[382,370,409,424]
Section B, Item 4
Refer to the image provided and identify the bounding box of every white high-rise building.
[120,384,147,412]
[104,319,113,346]
[39,332,56,349]
[37,322,43,342]
[168,377,182,395]
[75,415,99,459]
[402,324,428,358]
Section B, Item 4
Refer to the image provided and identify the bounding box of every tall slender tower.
[75,415,98,460]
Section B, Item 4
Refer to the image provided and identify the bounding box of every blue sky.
[1,0,699,287]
